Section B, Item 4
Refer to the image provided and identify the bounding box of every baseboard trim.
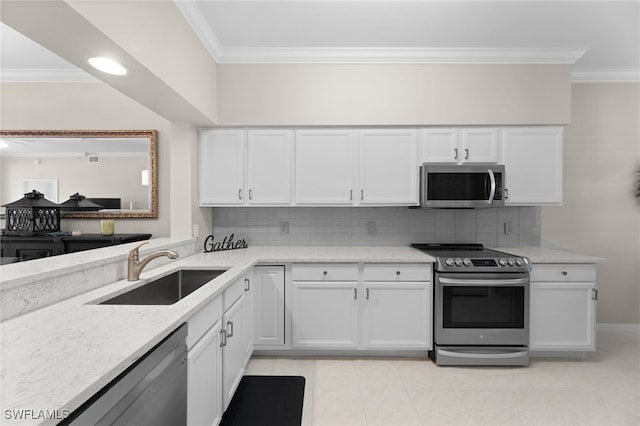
[596,323,640,331]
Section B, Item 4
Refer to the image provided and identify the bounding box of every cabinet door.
[188,321,223,426]
[200,129,245,205]
[530,282,596,351]
[241,271,254,366]
[295,129,356,205]
[253,266,286,347]
[291,282,359,348]
[358,129,418,205]
[247,130,293,205]
[363,282,431,349]
[461,128,499,163]
[501,127,563,205]
[421,128,459,164]
[222,296,244,410]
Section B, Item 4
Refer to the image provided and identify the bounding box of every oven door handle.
[438,349,529,359]
[439,277,529,285]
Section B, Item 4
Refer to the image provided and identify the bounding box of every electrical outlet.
[280,221,289,234]
[367,221,377,235]
[504,221,513,235]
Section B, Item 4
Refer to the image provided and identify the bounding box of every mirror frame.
[0,129,158,219]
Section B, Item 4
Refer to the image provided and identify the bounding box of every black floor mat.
[219,375,306,426]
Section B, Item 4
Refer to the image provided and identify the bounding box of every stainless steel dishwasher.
[62,323,188,426]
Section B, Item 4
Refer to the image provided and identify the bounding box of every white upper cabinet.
[461,128,499,163]
[200,129,245,205]
[295,129,357,205]
[421,128,498,164]
[358,129,419,205]
[501,127,563,205]
[247,130,294,205]
[199,129,293,206]
[421,128,459,164]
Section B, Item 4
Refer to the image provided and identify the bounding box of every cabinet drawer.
[292,264,359,281]
[224,278,245,310]
[187,295,222,350]
[363,263,432,282]
[530,264,596,282]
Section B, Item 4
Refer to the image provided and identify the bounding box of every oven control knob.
[463,258,472,266]
[454,258,463,266]
[445,258,454,266]
[515,258,524,267]
[507,259,515,266]
[498,258,507,266]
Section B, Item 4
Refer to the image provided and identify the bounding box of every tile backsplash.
[212,206,540,248]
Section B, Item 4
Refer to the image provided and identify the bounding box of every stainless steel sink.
[99,269,227,305]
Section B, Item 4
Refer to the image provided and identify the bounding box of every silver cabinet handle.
[323,271,328,276]
[353,288,357,299]
[227,320,234,338]
[238,189,242,200]
[366,288,370,300]
[465,148,469,160]
[396,270,401,276]
[454,148,459,159]
[360,189,364,200]
[350,189,353,201]
[504,188,509,199]
[592,288,598,300]
[244,278,250,292]
[561,271,568,276]
[249,189,253,200]
[220,329,227,347]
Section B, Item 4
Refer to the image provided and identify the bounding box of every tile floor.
[245,330,640,425]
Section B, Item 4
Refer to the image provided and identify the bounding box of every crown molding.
[571,69,640,83]
[214,46,587,65]
[175,0,223,62]
[0,68,99,83]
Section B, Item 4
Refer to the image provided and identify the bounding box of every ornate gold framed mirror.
[0,130,158,219]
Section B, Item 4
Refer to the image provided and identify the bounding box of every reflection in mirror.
[0,130,158,219]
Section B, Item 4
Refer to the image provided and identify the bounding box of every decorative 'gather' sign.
[204,234,248,252]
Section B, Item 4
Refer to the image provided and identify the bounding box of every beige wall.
[218,64,571,125]
[542,83,640,325]
[0,83,172,237]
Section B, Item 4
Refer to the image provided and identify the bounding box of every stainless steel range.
[412,243,531,366]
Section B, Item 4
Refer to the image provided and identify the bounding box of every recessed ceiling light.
[87,57,128,76]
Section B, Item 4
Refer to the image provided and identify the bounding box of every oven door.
[435,272,529,346]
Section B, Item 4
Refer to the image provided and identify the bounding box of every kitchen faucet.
[127,242,179,281]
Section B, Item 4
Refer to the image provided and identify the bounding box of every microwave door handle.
[487,169,496,205]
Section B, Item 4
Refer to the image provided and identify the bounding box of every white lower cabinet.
[222,295,245,410]
[529,263,597,352]
[292,281,360,348]
[188,320,223,426]
[241,271,254,366]
[363,282,431,349]
[291,263,432,350]
[362,263,432,350]
[253,265,286,347]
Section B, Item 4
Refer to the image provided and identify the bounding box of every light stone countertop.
[0,246,434,426]
[0,244,601,425]
[501,246,606,264]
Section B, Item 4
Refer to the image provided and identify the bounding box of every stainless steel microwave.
[418,164,505,208]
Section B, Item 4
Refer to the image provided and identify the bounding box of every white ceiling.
[1,1,639,82]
